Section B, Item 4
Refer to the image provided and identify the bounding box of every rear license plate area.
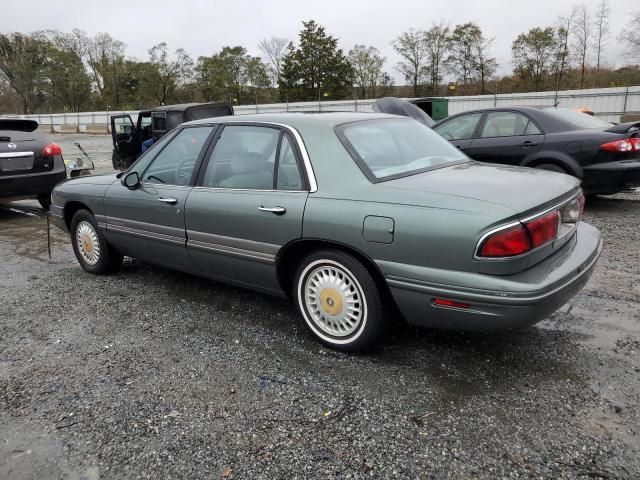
[0,155,35,172]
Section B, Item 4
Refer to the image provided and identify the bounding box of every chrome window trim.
[200,119,318,193]
[474,190,583,261]
[192,186,307,193]
[0,151,34,158]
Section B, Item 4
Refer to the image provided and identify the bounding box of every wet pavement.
[0,140,639,478]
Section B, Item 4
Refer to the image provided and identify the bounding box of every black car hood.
[372,98,435,127]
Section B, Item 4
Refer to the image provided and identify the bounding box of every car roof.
[183,111,402,129]
[151,102,229,113]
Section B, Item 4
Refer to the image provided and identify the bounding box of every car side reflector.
[432,298,471,309]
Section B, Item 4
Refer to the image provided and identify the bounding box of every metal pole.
[623,85,629,113]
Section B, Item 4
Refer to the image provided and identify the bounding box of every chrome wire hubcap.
[304,263,364,337]
[76,221,100,265]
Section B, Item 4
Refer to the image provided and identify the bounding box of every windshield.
[542,107,612,129]
[336,118,468,182]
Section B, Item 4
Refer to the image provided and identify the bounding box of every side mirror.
[122,171,140,189]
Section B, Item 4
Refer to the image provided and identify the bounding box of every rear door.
[464,111,544,165]
[185,123,309,293]
[110,114,138,159]
[432,112,483,154]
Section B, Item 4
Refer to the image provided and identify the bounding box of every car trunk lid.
[382,161,581,217]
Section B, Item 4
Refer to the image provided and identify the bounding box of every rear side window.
[201,125,280,189]
[480,112,542,137]
[337,118,468,182]
[434,113,483,140]
[277,134,304,190]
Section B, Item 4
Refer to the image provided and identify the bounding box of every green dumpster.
[410,97,449,121]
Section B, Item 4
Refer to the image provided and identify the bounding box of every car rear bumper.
[383,222,602,331]
[0,165,67,199]
[581,160,640,195]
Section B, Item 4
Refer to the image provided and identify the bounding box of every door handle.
[259,206,286,215]
[157,197,177,204]
[520,141,538,147]
[456,145,466,150]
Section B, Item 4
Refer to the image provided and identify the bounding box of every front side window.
[433,113,483,140]
[141,126,213,185]
[480,112,542,138]
[337,118,468,182]
[202,125,280,189]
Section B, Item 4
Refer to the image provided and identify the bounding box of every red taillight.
[479,224,531,257]
[600,139,635,152]
[432,298,470,309]
[42,143,62,156]
[525,210,559,249]
[630,138,640,151]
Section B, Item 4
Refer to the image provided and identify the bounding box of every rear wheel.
[70,209,123,274]
[293,250,386,352]
[534,163,569,175]
[37,194,52,210]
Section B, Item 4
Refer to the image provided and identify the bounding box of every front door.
[103,125,216,270]
[185,124,309,294]
[465,111,544,165]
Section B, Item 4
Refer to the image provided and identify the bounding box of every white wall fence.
[2,85,639,133]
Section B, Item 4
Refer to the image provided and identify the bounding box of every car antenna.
[46,212,51,260]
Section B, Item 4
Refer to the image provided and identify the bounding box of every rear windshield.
[336,118,468,182]
[542,107,612,129]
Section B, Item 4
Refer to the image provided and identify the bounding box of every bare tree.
[572,3,592,88]
[392,29,428,97]
[474,36,497,93]
[348,45,385,99]
[148,42,193,104]
[593,0,610,71]
[258,36,289,87]
[424,21,450,93]
[554,8,576,95]
[618,12,640,61]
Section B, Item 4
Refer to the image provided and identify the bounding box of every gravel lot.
[1,134,639,479]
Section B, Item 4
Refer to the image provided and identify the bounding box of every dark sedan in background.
[431,106,640,195]
[0,119,66,209]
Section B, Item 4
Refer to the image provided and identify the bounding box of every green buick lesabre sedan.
[51,113,602,351]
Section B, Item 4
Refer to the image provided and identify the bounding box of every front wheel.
[293,250,386,352]
[70,209,123,274]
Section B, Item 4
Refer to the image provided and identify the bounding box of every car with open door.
[0,119,66,209]
[430,106,640,196]
[110,102,233,170]
[52,112,601,352]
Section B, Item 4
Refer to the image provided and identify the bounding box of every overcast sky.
[3,0,637,79]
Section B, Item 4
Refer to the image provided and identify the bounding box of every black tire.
[70,209,123,274]
[535,163,569,175]
[293,250,386,352]
[37,194,52,210]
